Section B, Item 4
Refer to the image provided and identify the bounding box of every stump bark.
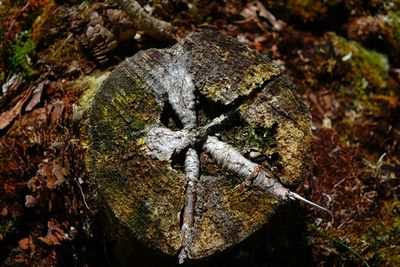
[87,30,311,263]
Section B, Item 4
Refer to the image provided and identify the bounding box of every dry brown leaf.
[51,158,66,187]
[46,175,57,190]
[0,86,33,130]
[371,94,399,108]
[239,1,284,32]
[38,236,53,246]
[35,159,66,190]
[37,161,57,190]
[50,100,64,125]
[37,161,52,177]
[25,195,37,208]
[38,220,66,246]
[18,237,30,250]
[1,207,8,216]
[25,81,47,112]
[3,183,16,194]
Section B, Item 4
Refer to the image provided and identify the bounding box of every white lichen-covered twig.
[203,136,331,213]
[146,124,195,161]
[163,56,197,129]
[179,148,200,264]
[112,0,176,40]
[146,113,230,161]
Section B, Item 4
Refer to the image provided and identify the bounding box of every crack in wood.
[144,56,328,263]
[89,30,327,263]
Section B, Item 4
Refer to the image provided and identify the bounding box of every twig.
[179,148,200,264]
[255,1,286,31]
[76,177,91,211]
[112,0,176,41]
[203,136,331,213]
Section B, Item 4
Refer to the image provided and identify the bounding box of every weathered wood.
[87,30,312,262]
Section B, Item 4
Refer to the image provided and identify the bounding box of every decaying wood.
[113,0,176,41]
[82,11,118,64]
[87,30,318,263]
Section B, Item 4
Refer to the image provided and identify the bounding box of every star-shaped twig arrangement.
[89,30,330,264]
[144,63,330,264]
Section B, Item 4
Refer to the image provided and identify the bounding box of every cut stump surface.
[88,30,311,260]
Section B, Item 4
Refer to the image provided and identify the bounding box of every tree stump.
[87,30,311,263]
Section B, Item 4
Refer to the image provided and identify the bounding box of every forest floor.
[0,0,399,266]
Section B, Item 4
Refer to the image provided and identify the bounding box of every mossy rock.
[86,30,311,263]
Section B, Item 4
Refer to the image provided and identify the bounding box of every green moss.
[92,124,114,153]
[221,121,275,155]
[328,32,389,101]
[9,30,37,78]
[104,170,128,189]
[366,198,400,266]
[378,9,400,62]
[0,72,4,84]
[129,199,151,237]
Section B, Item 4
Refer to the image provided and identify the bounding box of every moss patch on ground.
[327,32,389,101]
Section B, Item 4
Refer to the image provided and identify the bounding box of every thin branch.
[179,148,200,264]
[203,136,331,213]
[113,0,176,41]
[255,1,286,31]
[146,124,194,161]
[163,56,197,129]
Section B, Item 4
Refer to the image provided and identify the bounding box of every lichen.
[76,72,111,113]
[238,62,280,94]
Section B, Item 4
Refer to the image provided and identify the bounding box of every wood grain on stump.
[87,30,311,261]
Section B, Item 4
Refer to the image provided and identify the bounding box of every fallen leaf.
[0,86,33,130]
[51,158,66,187]
[18,237,30,250]
[25,195,37,208]
[36,159,57,192]
[1,207,8,216]
[25,81,47,112]
[38,220,66,246]
[238,1,285,32]
[37,161,52,177]
[32,158,67,190]
[3,183,16,194]
[371,94,398,108]
[1,74,23,95]
[50,100,64,125]
[27,176,40,192]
